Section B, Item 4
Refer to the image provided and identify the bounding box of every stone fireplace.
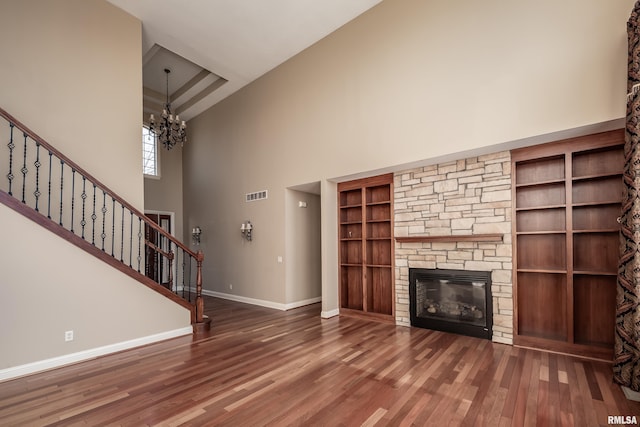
[394,152,513,344]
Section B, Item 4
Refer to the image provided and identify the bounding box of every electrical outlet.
[64,330,74,342]
[229,284,233,290]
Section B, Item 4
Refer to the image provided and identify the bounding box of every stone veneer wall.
[394,152,513,344]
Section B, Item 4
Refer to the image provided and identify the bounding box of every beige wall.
[285,189,321,304]
[1,0,144,205]
[0,0,191,374]
[144,146,185,244]
[0,204,190,369]
[184,0,632,309]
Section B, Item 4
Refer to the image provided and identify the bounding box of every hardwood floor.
[1,296,639,426]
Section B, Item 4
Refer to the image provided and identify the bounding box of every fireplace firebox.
[409,268,492,340]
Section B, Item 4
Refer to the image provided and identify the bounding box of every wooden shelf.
[573,271,617,276]
[515,204,566,212]
[395,234,503,243]
[516,231,566,235]
[572,201,621,208]
[515,178,566,188]
[572,172,622,182]
[516,268,567,274]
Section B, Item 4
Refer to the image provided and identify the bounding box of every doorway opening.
[285,183,322,308]
[144,212,174,288]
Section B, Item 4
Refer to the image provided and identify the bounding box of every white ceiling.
[106,0,383,121]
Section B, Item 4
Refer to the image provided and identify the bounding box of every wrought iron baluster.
[101,191,107,251]
[190,253,194,299]
[7,123,14,196]
[171,248,176,295]
[168,246,174,292]
[174,247,179,295]
[168,242,174,292]
[189,252,194,299]
[111,197,115,257]
[47,152,53,219]
[184,247,188,295]
[182,254,187,299]
[80,177,87,239]
[20,132,28,203]
[145,234,150,278]
[154,229,160,282]
[70,169,76,233]
[33,142,41,212]
[120,204,125,262]
[137,217,142,272]
[92,184,97,244]
[129,211,133,268]
[179,245,183,294]
[185,250,190,298]
[59,160,64,226]
[191,254,196,302]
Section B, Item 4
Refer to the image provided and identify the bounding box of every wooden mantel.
[395,234,503,243]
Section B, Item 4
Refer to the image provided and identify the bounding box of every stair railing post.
[196,250,204,323]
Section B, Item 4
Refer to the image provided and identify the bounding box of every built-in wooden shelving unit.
[339,173,394,322]
[511,129,624,360]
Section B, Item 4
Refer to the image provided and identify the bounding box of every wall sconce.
[241,220,253,241]
[192,226,202,245]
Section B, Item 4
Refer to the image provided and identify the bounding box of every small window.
[142,126,158,176]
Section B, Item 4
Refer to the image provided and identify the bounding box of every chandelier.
[149,68,187,150]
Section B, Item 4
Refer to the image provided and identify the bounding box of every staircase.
[0,107,209,332]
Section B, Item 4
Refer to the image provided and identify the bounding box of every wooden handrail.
[144,240,175,261]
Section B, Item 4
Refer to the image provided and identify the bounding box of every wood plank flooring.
[1,296,639,426]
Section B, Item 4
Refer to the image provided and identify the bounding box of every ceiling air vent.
[246,190,268,202]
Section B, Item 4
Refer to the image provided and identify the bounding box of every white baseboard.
[321,308,340,318]
[285,297,322,310]
[202,289,321,311]
[622,386,640,402]
[0,326,193,382]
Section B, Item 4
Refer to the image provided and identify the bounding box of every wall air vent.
[246,190,268,202]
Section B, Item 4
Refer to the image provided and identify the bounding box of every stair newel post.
[196,250,204,323]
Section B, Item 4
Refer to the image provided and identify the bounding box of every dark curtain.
[615,0,640,392]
